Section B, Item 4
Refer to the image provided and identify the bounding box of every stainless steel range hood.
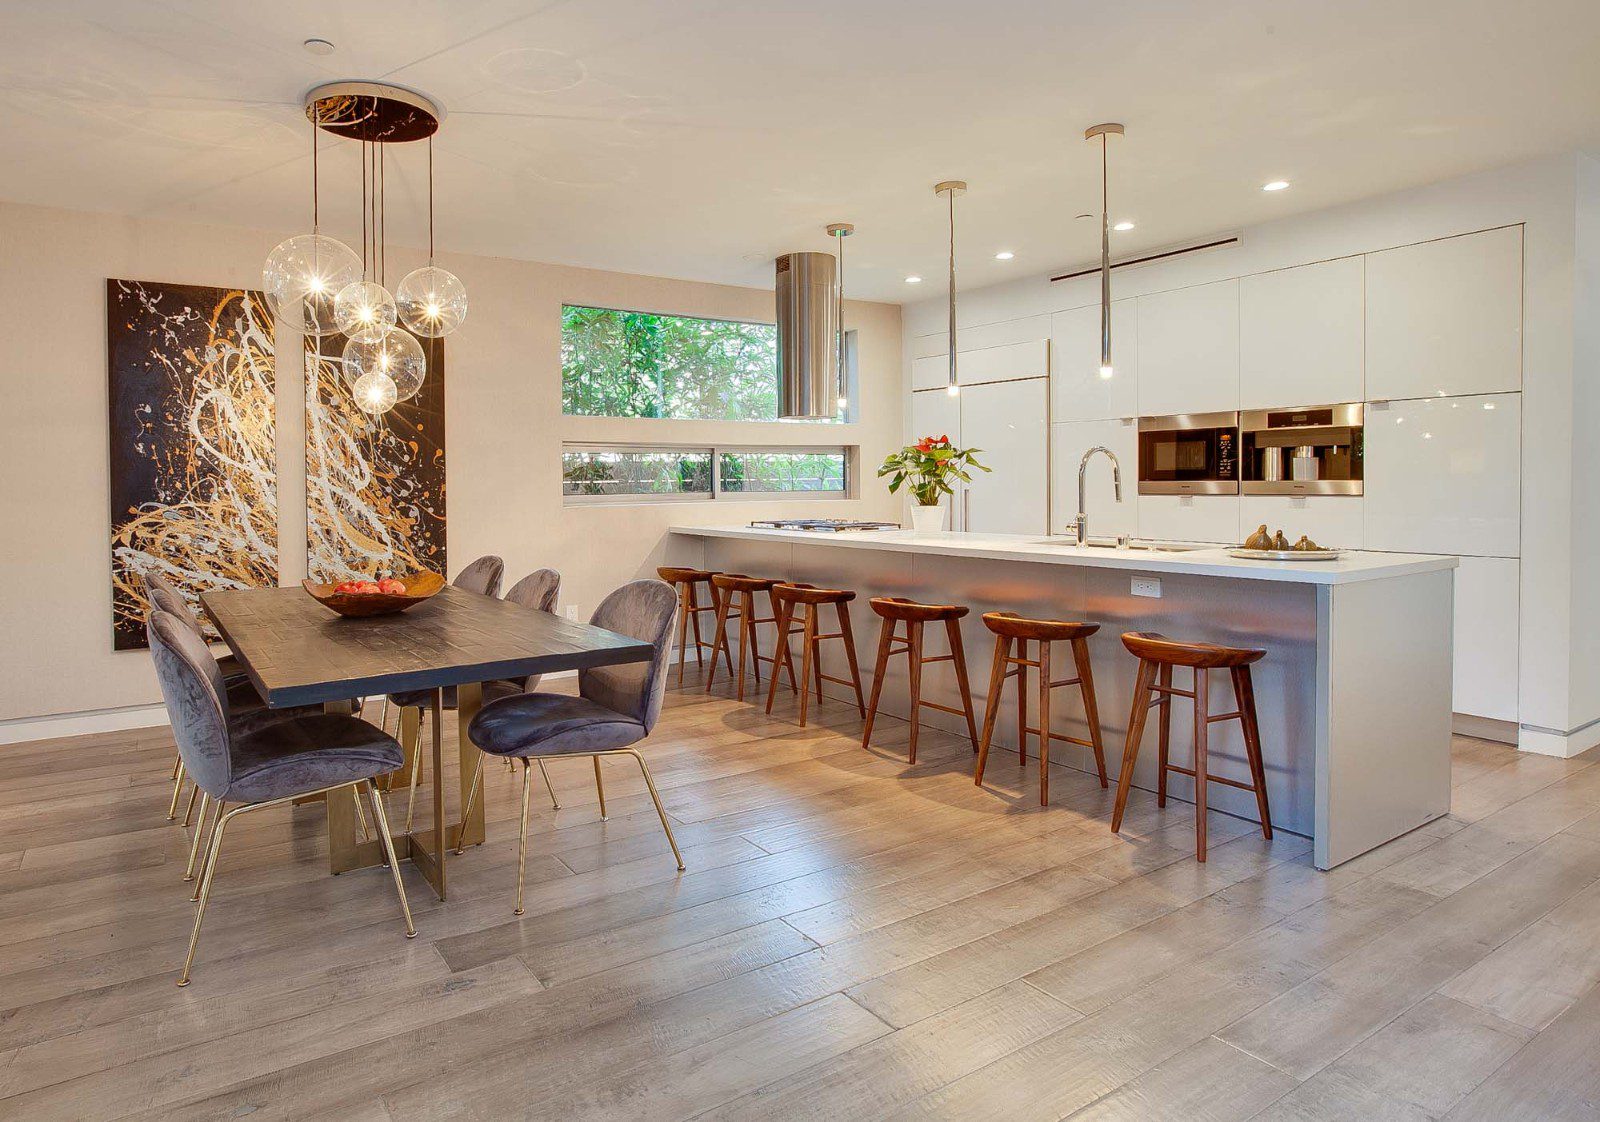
[775,251,839,419]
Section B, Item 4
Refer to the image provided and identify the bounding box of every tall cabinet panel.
[1364,225,1523,400]
[1050,300,1137,422]
[961,378,1050,535]
[1136,279,1239,416]
[1452,556,1520,721]
[1239,256,1364,408]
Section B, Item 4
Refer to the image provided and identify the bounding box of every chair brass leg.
[183,792,210,882]
[178,802,240,986]
[353,786,371,841]
[593,755,608,820]
[627,749,685,870]
[404,707,425,835]
[189,799,225,901]
[457,750,487,854]
[379,697,390,735]
[170,752,182,781]
[365,780,416,937]
[166,761,187,821]
[514,760,534,916]
[181,782,200,828]
[537,758,560,810]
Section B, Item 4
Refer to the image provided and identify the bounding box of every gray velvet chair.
[466,578,681,914]
[146,610,415,986]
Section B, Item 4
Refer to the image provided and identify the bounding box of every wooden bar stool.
[707,574,796,702]
[656,566,729,686]
[861,597,979,762]
[1111,631,1273,862]
[973,611,1108,805]
[765,583,868,726]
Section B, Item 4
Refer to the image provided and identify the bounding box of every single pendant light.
[826,222,853,412]
[1084,123,1123,380]
[935,181,966,396]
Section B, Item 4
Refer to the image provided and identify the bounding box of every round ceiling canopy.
[305,81,441,143]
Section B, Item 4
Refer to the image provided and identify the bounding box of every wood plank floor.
[1,669,1598,1120]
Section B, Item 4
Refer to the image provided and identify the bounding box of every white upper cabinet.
[1240,256,1364,409]
[1364,226,1523,401]
[1050,300,1137,423]
[1136,280,1239,416]
[1362,393,1520,557]
[1051,418,1138,538]
[960,379,1050,535]
[912,338,1049,390]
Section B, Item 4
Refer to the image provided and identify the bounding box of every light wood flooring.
[2,669,1599,1120]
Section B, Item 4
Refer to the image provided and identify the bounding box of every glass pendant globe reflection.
[395,265,468,338]
[333,280,397,344]
[342,327,426,401]
[351,370,399,415]
[261,234,362,337]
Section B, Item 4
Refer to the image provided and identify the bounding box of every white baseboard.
[1518,718,1600,758]
[0,702,170,745]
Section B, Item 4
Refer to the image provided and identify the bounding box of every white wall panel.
[1240,256,1364,409]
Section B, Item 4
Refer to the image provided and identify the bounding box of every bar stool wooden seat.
[973,611,1108,805]
[861,597,979,762]
[765,583,868,726]
[1111,631,1273,862]
[656,566,729,686]
[707,574,796,702]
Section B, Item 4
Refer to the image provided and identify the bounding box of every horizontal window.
[561,304,848,423]
[563,444,853,503]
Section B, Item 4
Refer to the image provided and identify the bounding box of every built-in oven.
[1137,411,1240,495]
[1239,403,1363,495]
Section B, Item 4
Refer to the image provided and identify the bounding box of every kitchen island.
[670,525,1459,869]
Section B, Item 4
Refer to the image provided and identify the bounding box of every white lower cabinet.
[960,378,1050,535]
[1238,495,1364,551]
[1051,418,1138,538]
[1451,556,1519,721]
[1137,494,1239,544]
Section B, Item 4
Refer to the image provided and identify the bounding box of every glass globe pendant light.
[396,138,468,338]
[334,279,397,343]
[262,110,361,337]
[351,370,399,414]
[342,328,426,401]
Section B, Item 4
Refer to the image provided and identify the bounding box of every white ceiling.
[2,0,1598,302]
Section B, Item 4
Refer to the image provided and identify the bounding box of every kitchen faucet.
[1074,446,1123,545]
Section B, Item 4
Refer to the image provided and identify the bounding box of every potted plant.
[878,434,990,532]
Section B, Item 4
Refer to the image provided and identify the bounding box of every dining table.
[200,583,655,900]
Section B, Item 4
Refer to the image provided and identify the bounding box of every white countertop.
[670,525,1458,585]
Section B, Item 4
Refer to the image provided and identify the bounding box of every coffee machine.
[1239,404,1363,495]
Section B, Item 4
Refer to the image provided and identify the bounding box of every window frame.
[562,441,856,505]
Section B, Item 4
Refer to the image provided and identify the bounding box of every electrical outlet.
[1131,576,1162,599]
[565,605,579,621]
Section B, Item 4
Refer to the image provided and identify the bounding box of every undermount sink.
[1028,537,1211,553]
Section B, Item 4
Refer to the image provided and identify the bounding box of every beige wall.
[0,201,901,729]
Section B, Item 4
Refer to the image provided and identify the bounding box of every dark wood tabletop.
[201,585,655,708]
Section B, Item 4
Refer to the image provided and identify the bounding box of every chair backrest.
[504,568,561,692]
[143,571,180,603]
[504,568,560,614]
[149,585,205,638]
[454,555,504,598]
[146,610,233,797]
[580,579,677,731]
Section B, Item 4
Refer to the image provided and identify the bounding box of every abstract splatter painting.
[107,279,278,651]
[304,330,445,583]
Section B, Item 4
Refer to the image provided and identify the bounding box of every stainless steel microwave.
[1137,412,1240,495]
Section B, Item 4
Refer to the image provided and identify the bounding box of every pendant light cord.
[428,136,435,265]
[310,109,319,233]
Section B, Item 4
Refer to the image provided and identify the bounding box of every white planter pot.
[910,502,947,532]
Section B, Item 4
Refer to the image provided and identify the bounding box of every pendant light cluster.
[261,81,467,416]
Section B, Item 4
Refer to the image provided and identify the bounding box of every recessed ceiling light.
[994,251,1014,260]
[1112,221,1135,231]
[1262,180,1290,192]
[303,37,336,55]
[905,275,923,284]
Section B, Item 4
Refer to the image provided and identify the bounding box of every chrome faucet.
[1074,446,1123,545]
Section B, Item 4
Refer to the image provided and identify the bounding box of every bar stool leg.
[796,606,820,727]
[945,618,980,753]
[1193,667,1210,862]
[906,622,925,764]
[836,602,867,717]
[688,582,706,670]
[974,634,1010,787]
[765,598,794,715]
[741,591,760,693]
[1111,658,1158,833]
[810,606,825,706]
[861,618,895,750]
[1156,663,1173,807]
[706,591,734,692]
[1232,665,1274,839]
[674,581,693,687]
[1015,639,1029,765]
[1072,637,1109,788]
[1037,640,1053,805]
[773,589,797,694]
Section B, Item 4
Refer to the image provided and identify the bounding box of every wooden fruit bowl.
[301,571,446,618]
